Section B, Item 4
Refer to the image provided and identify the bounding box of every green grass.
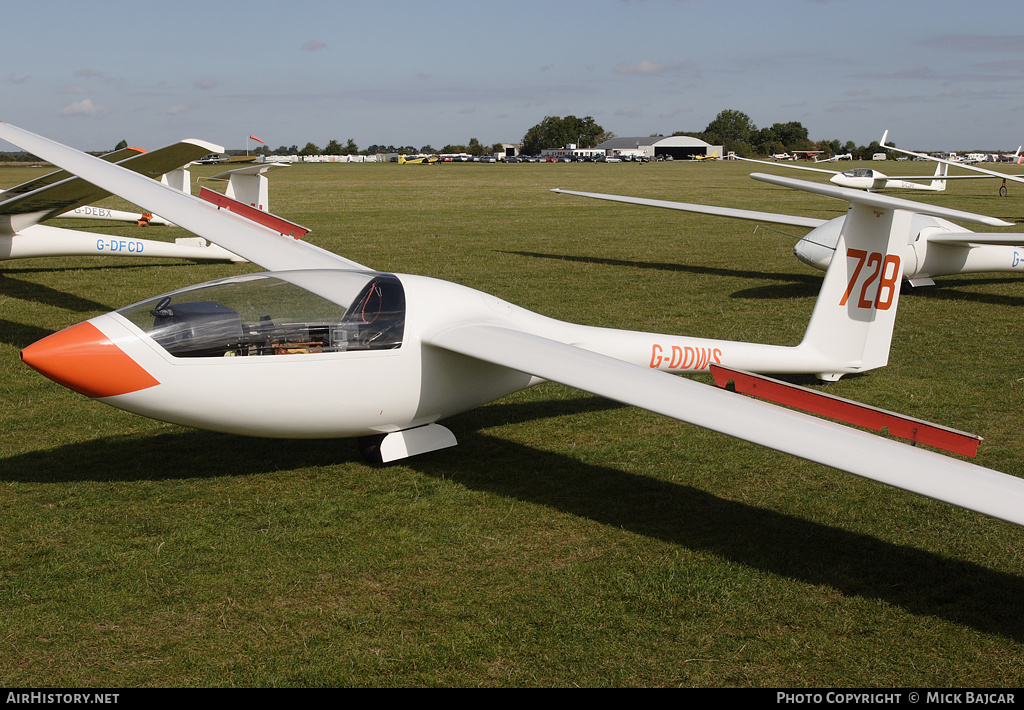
[1,159,1024,687]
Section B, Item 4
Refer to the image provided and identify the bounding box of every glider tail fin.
[160,166,192,194]
[224,169,270,211]
[751,172,1008,381]
[929,162,948,191]
[797,201,909,380]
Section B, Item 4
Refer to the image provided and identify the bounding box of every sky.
[1,0,1022,154]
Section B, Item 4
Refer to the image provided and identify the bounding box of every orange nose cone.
[21,322,159,398]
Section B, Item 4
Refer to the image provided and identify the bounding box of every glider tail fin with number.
[752,173,1012,380]
[797,198,911,380]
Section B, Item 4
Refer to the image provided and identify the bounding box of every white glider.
[5,122,1024,530]
[735,155,953,192]
[552,183,1024,288]
[880,130,1024,197]
[0,138,244,262]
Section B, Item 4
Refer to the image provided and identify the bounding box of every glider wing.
[425,322,1024,527]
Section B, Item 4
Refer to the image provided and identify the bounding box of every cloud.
[895,65,935,79]
[167,104,191,115]
[302,40,326,51]
[59,99,105,117]
[194,77,220,90]
[5,73,30,84]
[74,68,104,80]
[613,60,698,77]
[933,35,1024,53]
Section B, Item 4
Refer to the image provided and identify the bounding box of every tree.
[521,115,606,155]
[768,121,810,149]
[702,109,757,150]
[323,139,343,156]
[299,142,320,156]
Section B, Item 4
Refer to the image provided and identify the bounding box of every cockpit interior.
[118,271,406,357]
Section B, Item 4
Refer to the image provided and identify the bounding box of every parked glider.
[880,131,1024,197]
[0,139,244,262]
[734,155,952,192]
[0,145,174,226]
[552,185,1024,288]
[5,122,1024,530]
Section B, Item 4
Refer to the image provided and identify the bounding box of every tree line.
[245,136,507,158]
[519,110,889,160]
[692,109,881,160]
[0,109,896,163]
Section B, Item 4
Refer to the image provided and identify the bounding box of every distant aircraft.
[8,121,1024,532]
[815,153,853,163]
[734,155,951,192]
[692,151,720,161]
[398,154,438,165]
[881,131,1024,196]
[0,139,245,262]
[772,151,822,161]
[552,184,1024,288]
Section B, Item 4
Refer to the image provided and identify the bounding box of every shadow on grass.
[507,250,1024,305]
[0,272,113,313]
[907,276,1024,308]
[503,250,822,299]
[3,392,1023,643]
[0,318,57,350]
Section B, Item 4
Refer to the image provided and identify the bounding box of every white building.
[596,136,723,160]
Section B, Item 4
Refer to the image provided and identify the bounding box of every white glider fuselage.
[829,171,944,192]
[0,223,241,261]
[793,214,1024,284]
[45,269,846,440]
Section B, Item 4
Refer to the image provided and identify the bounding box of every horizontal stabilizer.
[921,232,1024,247]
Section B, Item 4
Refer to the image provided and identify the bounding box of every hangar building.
[596,135,722,160]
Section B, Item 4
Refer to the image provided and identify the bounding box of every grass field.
[1,158,1023,687]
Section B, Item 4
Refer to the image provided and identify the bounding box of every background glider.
[0,138,243,262]
[552,183,1024,288]
[734,155,952,192]
[881,130,1024,197]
